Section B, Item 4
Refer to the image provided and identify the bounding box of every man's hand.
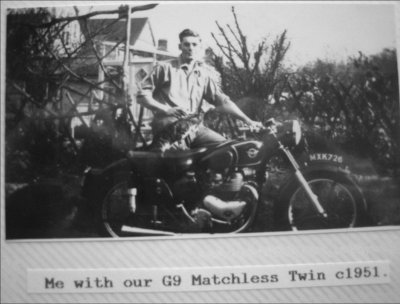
[245,119,264,132]
[264,118,277,127]
[166,107,188,118]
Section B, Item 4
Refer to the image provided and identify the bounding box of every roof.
[74,17,178,76]
[81,17,152,46]
[80,17,178,57]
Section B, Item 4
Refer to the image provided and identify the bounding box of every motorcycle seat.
[127,147,208,160]
[163,147,208,159]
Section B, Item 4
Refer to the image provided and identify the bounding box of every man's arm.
[203,72,261,128]
[137,94,187,118]
[137,94,168,113]
[215,99,259,126]
[135,63,187,118]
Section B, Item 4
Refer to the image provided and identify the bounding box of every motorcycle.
[81,116,369,237]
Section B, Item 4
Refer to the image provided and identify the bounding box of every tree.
[210,6,290,121]
[285,49,399,176]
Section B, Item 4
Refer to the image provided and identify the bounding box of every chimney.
[158,39,168,51]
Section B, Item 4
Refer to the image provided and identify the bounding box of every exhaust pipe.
[121,225,176,236]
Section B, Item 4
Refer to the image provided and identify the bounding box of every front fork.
[279,143,328,218]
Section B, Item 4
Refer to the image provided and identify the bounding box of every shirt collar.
[178,56,204,71]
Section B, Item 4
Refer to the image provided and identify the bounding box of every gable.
[136,20,155,47]
[82,17,151,46]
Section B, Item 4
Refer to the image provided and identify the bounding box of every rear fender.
[81,159,139,200]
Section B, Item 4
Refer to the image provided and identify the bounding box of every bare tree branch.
[215,22,242,68]
[231,7,250,69]
[212,23,247,87]
[66,91,88,127]
[226,24,242,50]
[7,80,58,117]
[250,40,266,80]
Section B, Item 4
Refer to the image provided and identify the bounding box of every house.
[6,8,178,147]
[68,17,178,137]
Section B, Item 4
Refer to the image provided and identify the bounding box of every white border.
[1,1,400,303]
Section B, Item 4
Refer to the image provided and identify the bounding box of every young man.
[136,28,262,151]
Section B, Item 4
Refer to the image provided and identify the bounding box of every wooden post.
[122,5,132,96]
[98,44,105,102]
[122,5,138,145]
[120,5,151,148]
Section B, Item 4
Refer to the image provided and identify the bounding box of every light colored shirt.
[137,59,228,114]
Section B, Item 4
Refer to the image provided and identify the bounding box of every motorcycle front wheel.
[275,169,368,231]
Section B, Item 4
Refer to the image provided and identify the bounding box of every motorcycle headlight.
[292,120,302,145]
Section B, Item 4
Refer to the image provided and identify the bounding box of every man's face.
[179,36,202,62]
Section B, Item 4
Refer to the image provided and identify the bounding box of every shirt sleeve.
[136,62,170,97]
[203,74,230,107]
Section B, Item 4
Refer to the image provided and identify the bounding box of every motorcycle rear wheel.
[100,177,260,236]
[275,169,368,231]
[99,174,151,237]
[101,177,132,237]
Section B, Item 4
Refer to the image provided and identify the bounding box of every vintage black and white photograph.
[3,1,400,240]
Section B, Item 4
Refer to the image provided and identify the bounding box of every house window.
[135,68,148,84]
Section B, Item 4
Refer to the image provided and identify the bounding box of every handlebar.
[238,118,277,133]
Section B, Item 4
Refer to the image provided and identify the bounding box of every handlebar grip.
[238,125,266,133]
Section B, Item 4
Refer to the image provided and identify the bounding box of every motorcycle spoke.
[320,182,356,226]
[289,178,357,230]
[105,193,130,220]
[102,182,137,236]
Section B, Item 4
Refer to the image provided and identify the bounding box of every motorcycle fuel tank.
[200,140,263,171]
[233,140,263,167]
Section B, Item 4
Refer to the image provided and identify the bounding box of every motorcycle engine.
[172,171,201,209]
[208,170,245,199]
[173,170,245,204]
[173,170,257,227]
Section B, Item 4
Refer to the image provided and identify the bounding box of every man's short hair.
[179,29,201,42]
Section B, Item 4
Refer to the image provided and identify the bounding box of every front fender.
[279,161,352,192]
[298,161,351,177]
[277,162,367,211]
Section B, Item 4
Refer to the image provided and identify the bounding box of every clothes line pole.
[120,4,158,147]
[122,5,132,105]
[121,5,141,146]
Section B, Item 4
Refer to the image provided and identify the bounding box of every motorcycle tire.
[275,169,369,231]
